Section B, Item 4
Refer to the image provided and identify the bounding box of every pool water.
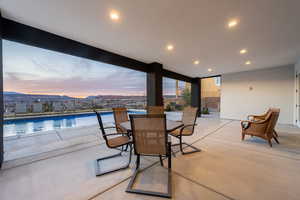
[4,111,145,137]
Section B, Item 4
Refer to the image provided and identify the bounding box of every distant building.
[15,102,27,113]
[53,102,64,112]
[64,101,75,111]
[32,102,43,113]
[4,104,15,115]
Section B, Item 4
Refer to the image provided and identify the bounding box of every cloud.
[4,70,146,97]
[3,39,182,97]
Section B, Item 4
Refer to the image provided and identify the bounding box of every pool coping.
[4,109,145,121]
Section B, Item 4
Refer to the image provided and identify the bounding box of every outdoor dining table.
[119,119,183,133]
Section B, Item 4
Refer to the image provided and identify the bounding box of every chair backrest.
[94,111,108,142]
[113,107,129,133]
[147,106,164,114]
[263,108,273,118]
[182,106,199,133]
[265,108,272,116]
[130,114,167,156]
[265,108,280,137]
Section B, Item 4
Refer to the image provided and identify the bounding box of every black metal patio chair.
[113,107,129,134]
[94,110,132,176]
[126,114,172,198]
[169,106,200,155]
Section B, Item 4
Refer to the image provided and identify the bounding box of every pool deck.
[3,111,182,166]
[0,117,299,200]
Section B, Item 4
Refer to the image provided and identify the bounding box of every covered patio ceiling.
[1,0,300,77]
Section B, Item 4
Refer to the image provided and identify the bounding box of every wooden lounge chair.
[126,114,172,198]
[147,106,164,114]
[247,108,279,137]
[113,107,129,134]
[169,106,200,155]
[241,108,280,147]
[94,111,132,176]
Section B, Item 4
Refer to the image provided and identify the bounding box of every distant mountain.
[4,92,146,103]
[3,91,24,95]
[87,95,146,99]
[3,92,76,102]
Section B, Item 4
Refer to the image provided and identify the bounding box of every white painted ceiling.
[1,0,300,77]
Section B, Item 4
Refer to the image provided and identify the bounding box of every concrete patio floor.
[0,117,299,200]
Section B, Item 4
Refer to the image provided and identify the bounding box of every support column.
[0,13,4,169]
[191,78,201,117]
[147,62,163,106]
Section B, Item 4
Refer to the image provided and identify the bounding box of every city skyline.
[3,40,186,98]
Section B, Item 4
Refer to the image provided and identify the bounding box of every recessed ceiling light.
[245,61,251,65]
[228,19,238,28]
[166,44,174,51]
[240,49,247,54]
[208,68,213,72]
[194,60,200,65]
[110,11,120,21]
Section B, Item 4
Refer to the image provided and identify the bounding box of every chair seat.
[107,136,131,148]
[169,128,193,137]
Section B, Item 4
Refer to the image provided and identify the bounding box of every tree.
[182,88,191,106]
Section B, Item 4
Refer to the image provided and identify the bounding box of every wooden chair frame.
[241,109,280,147]
[247,108,279,137]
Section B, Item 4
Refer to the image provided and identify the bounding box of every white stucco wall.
[220,65,295,124]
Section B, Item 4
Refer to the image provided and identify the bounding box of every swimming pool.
[4,111,145,137]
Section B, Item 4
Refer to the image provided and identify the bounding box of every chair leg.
[273,130,278,137]
[179,136,184,152]
[95,144,132,176]
[124,144,128,151]
[126,150,172,198]
[159,155,164,166]
[172,136,201,155]
[168,142,172,169]
[136,154,140,170]
[241,132,245,140]
[273,136,280,144]
[171,148,176,157]
[267,139,273,147]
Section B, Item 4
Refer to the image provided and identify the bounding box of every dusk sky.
[3,40,186,98]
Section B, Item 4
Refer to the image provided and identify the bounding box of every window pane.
[201,77,221,115]
[163,77,191,111]
[3,40,146,160]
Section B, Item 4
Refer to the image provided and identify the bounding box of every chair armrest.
[104,126,116,130]
[241,119,267,129]
[242,118,268,124]
[177,124,196,135]
[104,133,129,137]
[247,114,267,121]
[181,124,195,128]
